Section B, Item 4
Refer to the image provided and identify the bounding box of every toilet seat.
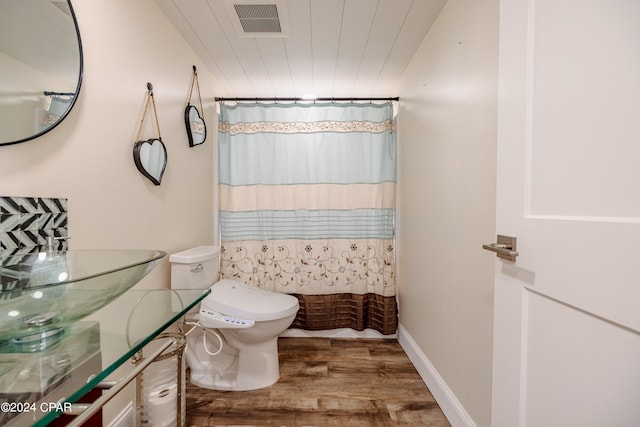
[202,279,299,322]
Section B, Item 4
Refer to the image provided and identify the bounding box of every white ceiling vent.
[225,0,289,37]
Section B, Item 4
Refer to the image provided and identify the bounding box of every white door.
[491,1,640,426]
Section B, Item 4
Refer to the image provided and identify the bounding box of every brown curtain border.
[291,293,398,336]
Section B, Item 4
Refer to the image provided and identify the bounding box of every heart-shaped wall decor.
[133,138,167,185]
[184,104,206,147]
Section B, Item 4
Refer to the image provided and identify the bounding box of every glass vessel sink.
[0,250,165,345]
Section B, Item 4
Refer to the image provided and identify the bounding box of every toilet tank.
[169,246,220,290]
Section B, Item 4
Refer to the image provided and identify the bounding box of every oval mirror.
[0,0,83,146]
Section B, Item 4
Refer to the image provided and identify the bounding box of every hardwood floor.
[185,337,451,426]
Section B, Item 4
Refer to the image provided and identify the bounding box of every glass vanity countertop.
[0,249,168,343]
[0,287,210,427]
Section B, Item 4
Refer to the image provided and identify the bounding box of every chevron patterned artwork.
[0,196,68,291]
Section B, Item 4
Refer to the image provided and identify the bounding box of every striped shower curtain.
[218,102,397,334]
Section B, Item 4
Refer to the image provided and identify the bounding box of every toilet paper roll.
[142,383,178,426]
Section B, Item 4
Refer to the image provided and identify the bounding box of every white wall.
[0,0,219,289]
[396,0,499,426]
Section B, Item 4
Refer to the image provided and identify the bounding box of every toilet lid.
[202,279,299,321]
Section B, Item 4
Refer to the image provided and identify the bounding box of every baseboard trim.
[397,323,477,427]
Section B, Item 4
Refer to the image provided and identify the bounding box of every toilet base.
[185,327,281,391]
[189,367,279,391]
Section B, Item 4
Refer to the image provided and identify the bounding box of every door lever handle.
[483,235,518,261]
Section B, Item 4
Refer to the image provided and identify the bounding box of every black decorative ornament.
[185,65,206,147]
[133,83,168,185]
[133,138,167,186]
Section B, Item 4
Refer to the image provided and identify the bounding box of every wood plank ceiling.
[155,0,447,98]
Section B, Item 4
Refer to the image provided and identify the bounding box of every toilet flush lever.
[191,263,204,273]
[483,235,518,262]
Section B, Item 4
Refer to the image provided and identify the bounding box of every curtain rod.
[214,97,399,102]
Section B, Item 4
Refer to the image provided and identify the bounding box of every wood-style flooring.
[185,337,451,426]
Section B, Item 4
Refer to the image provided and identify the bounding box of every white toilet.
[169,246,299,391]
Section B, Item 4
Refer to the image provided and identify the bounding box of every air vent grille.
[234,4,281,33]
[225,0,289,37]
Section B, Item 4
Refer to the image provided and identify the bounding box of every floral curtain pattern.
[220,239,395,295]
[218,102,397,334]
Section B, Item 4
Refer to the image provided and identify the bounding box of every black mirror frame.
[1,0,84,146]
[133,138,168,186]
[184,104,207,147]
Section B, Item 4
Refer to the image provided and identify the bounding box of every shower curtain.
[218,101,397,334]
